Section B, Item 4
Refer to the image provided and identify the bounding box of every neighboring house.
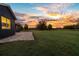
[0,4,16,38]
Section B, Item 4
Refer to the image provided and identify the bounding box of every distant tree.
[16,24,23,32]
[64,25,72,29]
[24,24,28,31]
[64,18,79,29]
[74,23,79,29]
[64,25,76,29]
[48,24,52,30]
[37,21,47,30]
[73,18,79,29]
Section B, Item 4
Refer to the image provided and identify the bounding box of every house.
[0,4,16,38]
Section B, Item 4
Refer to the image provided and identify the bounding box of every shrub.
[24,24,28,31]
[48,24,52,30]
[16,24,23,32]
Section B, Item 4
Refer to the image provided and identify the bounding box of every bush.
[16,24,23,32]
[24,24,28,31]
[48,24,52,30]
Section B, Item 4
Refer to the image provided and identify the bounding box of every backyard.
[0,30,79,56]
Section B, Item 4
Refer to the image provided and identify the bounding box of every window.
[1,16,11,29]
[6,18,11,29]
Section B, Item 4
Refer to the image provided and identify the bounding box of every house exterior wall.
[0,5,16,38]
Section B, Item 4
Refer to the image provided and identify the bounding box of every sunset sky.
[8,3,79,28]
[9,3,79,15]
[9,3,79,20]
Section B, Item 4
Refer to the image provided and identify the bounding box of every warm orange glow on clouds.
[15,12,78,28]
[47,13,62,19]
[13,3,79,28]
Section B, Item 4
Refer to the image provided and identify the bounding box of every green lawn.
[0,30,79,56]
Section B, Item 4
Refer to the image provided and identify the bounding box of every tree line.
[15,21,79,32]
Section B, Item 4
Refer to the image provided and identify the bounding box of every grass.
[0,30,79,56]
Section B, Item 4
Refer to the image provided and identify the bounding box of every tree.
[64,25,77,29]
[16,23,23,32]
[74,23,79,29]
[37,21,47,30]
[48,24,52,30]
[24,24,28,31]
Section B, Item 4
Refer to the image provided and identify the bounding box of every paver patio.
[0,32,34,43]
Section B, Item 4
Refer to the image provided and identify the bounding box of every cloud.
[14,12,29,24]
[35,6,48,13]
[14,12,26,17]
[15,3,74,21]
[15,3,79,25]
[35,3,73,15]
[14,12,40,25]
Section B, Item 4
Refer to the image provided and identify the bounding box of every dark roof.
[0,3,17,20]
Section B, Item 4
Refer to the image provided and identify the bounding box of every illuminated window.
[1,16,7,29]
[1,16,11,29]
[6,18,11,29]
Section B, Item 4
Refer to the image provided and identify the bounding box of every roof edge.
[0,3,17,20]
